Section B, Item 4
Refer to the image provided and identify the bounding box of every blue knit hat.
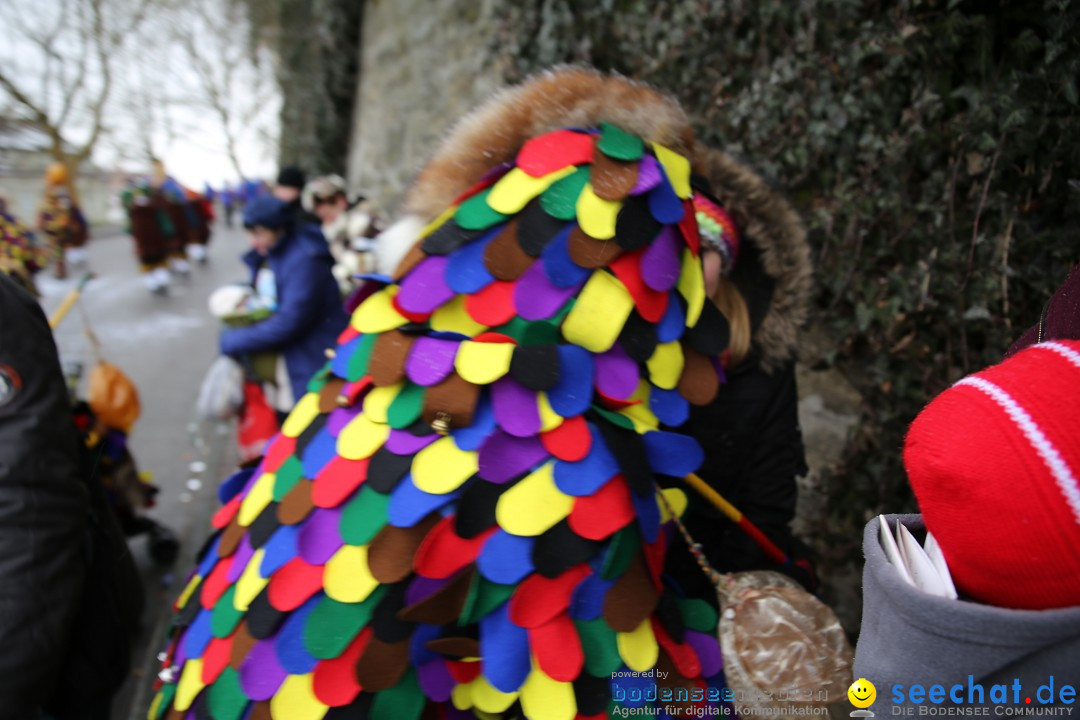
[242,195,291,230]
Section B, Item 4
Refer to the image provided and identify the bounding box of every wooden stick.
[683,472,789,564]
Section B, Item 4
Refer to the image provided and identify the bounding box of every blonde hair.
[712,275,752,367]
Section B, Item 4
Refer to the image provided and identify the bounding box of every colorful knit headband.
[691,192,740,274]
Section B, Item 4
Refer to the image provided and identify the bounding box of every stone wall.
[346,0,508,213]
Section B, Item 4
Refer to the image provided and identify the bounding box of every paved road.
[39,223,251,720]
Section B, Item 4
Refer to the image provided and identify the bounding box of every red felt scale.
[652,617,702,679]
[517,130,595,177]
[679,201,701,256]
[211,496,241,530]
[200,556,235,609]
[540,414,592,462]
[413,518,496,580]
[311,456,370,510]
[447,659,482,684]
[528,613,584,682]
[262,435,298,474]
[200,633,234,685]
[567,475,635,541]
[609,251,669,323]
[267,557,325,612]
[312,627,370,706]
[464,280,517,327]
[509,563,591,628]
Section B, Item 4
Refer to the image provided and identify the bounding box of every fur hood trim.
[700,149,812,370]
[378,67,811,368]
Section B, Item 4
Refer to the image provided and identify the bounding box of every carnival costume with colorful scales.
[151,70,744,720]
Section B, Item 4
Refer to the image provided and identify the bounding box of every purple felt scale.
[446,227,499,294]
[301,428,339,479]
[275,595,320,674]
[648,173,685,224]
[297,507,345,565]
[405,337,460,387]
[480,602,532,693]
[547,345,595,419]
[405,574,454,607]
[450,393,495,451]
[386,429,439,455]
[630,155,662,195]
[418,658,456,702]
[641,226,682,293]
[491,377,541,438]
[260,525,300,578]
[656,295,686,344]
[182,608,214,659]
[569,572,614,621]
[643,431,705,477]
[594,344,640,400]
[478,431,550,484]
[173,640,189,671]
[541,225,591,289]
[476,530,535,584]
[649,387,690,426]
[685,630,723,677]
[239,637,288,701]
[327,404,362,437]
[631,488,662,543]
[388,475,455,528]
[226,535,255,583]
[514,258,582,321]
[553,426,620,497]
[396,256,455,314]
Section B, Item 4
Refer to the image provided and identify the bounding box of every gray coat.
[855,515,1080,709]
[0,274,89,716]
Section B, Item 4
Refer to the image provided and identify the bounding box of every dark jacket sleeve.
[679,358,807,572]
[219,251,328,356]
[0,275,89,716]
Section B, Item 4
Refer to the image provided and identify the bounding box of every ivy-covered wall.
[493,0,1079,623]
[340,0,1079,630]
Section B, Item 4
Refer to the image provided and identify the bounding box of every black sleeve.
[677,358,807,574]
[0,274,89,716]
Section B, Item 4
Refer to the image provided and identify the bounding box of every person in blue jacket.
[220,195,348,410]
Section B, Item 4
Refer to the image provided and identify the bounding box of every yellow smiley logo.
[848,678,877,708]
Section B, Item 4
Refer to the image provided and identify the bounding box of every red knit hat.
[904,340,1080,610]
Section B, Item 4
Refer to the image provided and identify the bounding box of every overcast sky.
[0,0,280,189]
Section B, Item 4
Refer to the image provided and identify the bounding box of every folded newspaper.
[879,515,958,599]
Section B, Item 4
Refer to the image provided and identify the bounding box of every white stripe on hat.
[1038,341,1080,370]
[955,375,1080,525]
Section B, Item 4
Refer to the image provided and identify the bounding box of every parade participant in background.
[0,199,49,297]
[122,174,176,294]
[222,185,237,228]
[151,68,799,719]
[273,165,320,226]
[219,194,348,414]
[150,160,194,276]
[302,174,380,294]
[36,162,89,280]
[855,340,1080,704]
[183,186,214,265]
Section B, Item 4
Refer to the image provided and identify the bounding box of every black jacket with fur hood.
[372,66,814,596]
[0,273,89,716]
